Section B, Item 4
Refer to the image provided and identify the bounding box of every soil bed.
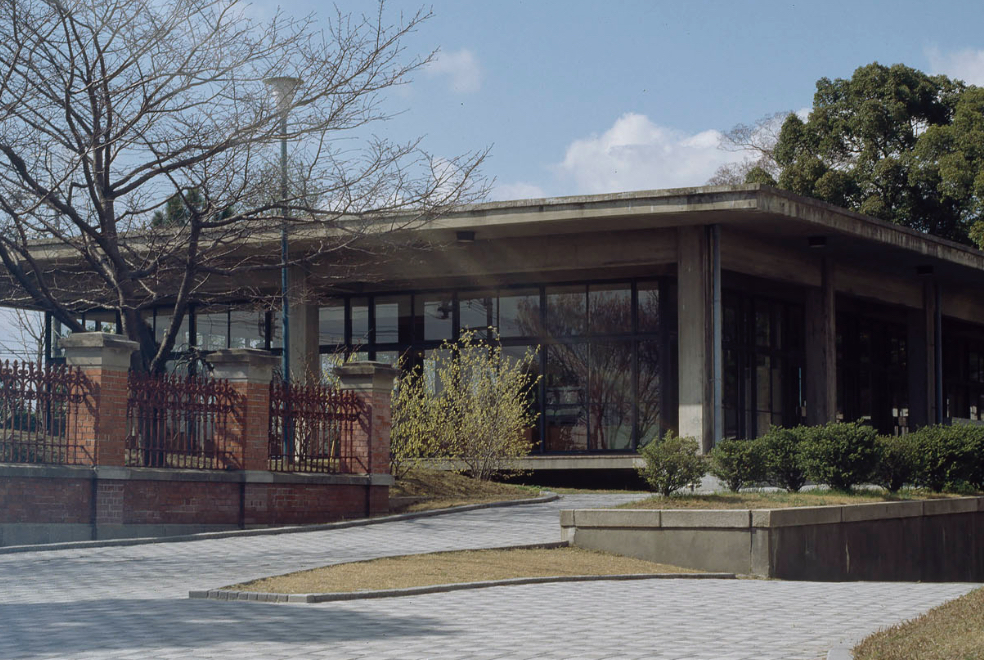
[226,547,697,594]
[853,586,984,660]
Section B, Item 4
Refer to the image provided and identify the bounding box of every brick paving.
[0,493,977,659]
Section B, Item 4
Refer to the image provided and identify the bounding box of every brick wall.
[0,477,91,524]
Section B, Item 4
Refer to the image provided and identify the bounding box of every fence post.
[335,362,399,474]
[60,332,138,467]
[209,349,278,471]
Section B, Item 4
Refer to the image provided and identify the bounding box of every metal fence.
[268,380,370,473]
[0,360,91,465]
[126,372,243,469]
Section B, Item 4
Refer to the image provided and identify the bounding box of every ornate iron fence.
[0,360,91,465]
[268,381,371,473]
[126,372,243,469]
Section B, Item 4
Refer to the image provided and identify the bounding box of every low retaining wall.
[561,497,984,581]
[0,464,392,547]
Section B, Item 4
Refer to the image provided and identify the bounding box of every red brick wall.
[244,483,383,525]
[0,477,91,524]
[121,480,241,525]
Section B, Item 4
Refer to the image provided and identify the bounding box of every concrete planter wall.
[561,497,984,581]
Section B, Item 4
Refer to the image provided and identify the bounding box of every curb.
[0,491,559,555]
[190,569,737,604]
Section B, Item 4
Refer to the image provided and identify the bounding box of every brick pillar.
[335,362,399,474]
[209,349,278,471]
[61,332,138,467]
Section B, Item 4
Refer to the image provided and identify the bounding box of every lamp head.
[264,76,303,112]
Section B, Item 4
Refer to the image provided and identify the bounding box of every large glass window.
[197,308,228,351]
[229,309,267,349]
[943,320,984,422]
[838,310,908,434]
[316,277,675,453]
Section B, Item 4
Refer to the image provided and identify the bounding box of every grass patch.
[225,546,698,594]
[390,468,540,513]
[853,586,984,660]
[618,489,964,509]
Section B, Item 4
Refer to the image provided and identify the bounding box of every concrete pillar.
[926,281,943,424]
[907,305,929,430]
[288,267,321,384]
[335,361,399,474]
[677,226,718,453]
[61,332,138,467]
[805,258,837,425]
[210,349,279,471]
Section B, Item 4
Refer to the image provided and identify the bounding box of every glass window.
[546,285,586,337]
[84,310,117,334]
[229,309,266,349]
[637,282,660,334]
[637,340,663,446]
[587,342,633,450]
[502,344,542,449]
[418,293,454,341]
[319,300,345,345]
[154,311,190,352]
[269,313,282,349]
[196,308,228,351]
[350,297,369,346]
[460,291,497,335]
[588,284,631,335]
[375,295,411,344]
[545,343,588,451]
[499,288,540,338]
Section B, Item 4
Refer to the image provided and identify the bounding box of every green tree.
[771,62,984,246]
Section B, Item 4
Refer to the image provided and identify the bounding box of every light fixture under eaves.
[456,230,476,243]
[807,236,827,249]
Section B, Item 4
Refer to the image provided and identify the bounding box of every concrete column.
[288,267,321,384]
[805,258,837,425]
[335,361,399,474]
[677,226,717,453]
[61,332,138,467]
[907,305,929,430]
[210,349,279,471]
[926,281,943,424]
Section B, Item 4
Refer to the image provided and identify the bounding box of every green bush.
[962,425,984,492]
[708,437,766,492]
[758,426,808,492]
[873,434,918,493]
[637,431,705,496]
[801,422,879,491]
[911,425,973,492]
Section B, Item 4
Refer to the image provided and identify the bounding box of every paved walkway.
[0,494,977,659]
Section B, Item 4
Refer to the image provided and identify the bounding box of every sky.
[263,0,984,201]
[4,0,984,359]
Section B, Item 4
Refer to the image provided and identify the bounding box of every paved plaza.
[0,494,978,659]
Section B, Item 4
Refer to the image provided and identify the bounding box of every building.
[43,184,984,460]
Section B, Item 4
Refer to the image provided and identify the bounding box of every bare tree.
[0,308,44,363]
[707,110,791,185]
[0,0,488,372]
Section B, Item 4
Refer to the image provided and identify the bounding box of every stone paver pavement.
[0,493,977,659]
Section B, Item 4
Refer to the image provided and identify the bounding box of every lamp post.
[265,75,302,460]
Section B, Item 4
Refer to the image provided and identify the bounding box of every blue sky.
[266,0,984,200]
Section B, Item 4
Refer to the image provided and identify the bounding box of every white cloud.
[555,113,746,195]
[926,47,984,86]
[426,48,482,93]
[491,182,546,201]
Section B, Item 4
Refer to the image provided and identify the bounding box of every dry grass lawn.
[853,586,984,660]
[390,469,539,512]
[619,490,962,510]
[226,546,698,594]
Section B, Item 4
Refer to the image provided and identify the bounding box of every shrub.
[961,425,984,492]
[758,426,807,492]
[390,365,440,478]
[911,425,973,492]
[637,431,705,496]
[708,437,766,492]
[801,422,879,491]
[873,434,918,493]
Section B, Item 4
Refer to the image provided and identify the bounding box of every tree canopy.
[763,63,984,247]
[0,0,487,372]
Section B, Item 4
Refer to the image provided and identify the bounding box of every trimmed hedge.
[637,431,705,496]
[873,433,918,493]
[800,422,880,491]
[708,437,766,492]
[757,426,807,492]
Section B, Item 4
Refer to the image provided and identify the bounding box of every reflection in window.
[637,282,660,334]
[460,292,497,335]
[499,289,540,337]
[545,344,588,451]
[319,301,345,345]
[197,308,228,351]
[546,286,586,337]
[587,342,633,450]
[155,312,190,352]
[588,284,631,335]
[502,344,542,449]
[229,310,266,349]
[418,293,454,341]
[375,295,411,344]
[637,340,662,445]
[351,298,370,345]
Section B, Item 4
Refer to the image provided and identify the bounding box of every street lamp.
[265,75,302,460]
